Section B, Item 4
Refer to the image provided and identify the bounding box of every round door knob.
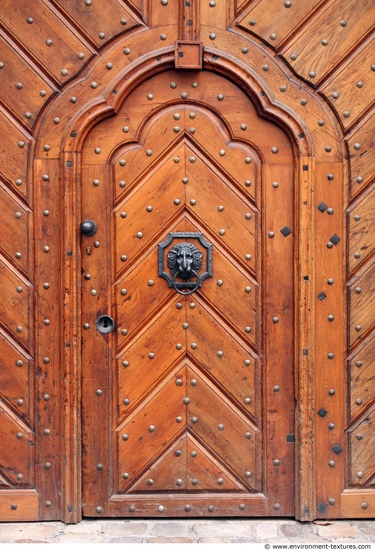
[81,220,97,236]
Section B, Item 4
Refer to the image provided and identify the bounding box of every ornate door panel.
[0,0,374,522]
[80,70,295,517]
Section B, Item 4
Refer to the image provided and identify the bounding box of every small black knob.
[81,220,97,236]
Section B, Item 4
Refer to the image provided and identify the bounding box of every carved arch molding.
[0,0,374,522]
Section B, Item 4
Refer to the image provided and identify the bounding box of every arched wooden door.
[0,0,374,523]
[80,70,295,517]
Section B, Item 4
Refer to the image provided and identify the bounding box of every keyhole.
[96,315,115,334]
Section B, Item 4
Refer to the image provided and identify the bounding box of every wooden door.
[80,70,295,517]
[0,0,374,522]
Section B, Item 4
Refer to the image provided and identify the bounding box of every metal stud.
[149,425,155,432]
[124,48,131,55]
[249,19,256,26]
[245,432,252,439]
[217,423,224,430]
[190,379,197,386]
[271,147,278,154]
[184,504,191,511]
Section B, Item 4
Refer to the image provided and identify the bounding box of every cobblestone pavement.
[0,519,374,544]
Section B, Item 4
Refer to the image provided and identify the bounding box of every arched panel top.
[34,27,343,162]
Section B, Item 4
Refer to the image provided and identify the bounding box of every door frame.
[34,38,345,522]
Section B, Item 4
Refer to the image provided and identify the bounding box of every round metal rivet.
[27,17,33,23]
[184,397,190,404]
[43,283,50,289]
[174,157,180,163]
[357,471,364,478]
[328,352,334,359]
[245,326,251,333]
[176,378,183,386]
[219,229,226,235]
[121,289,127,296]
[122,434,129,441]
[122,472,129,479]
[175,450,182,457]
[43,246,50,253]
[158,505,165,512]
[328,498,336,505]
[217,93,224,101]
[146,206,153,212]
[16,432,23,439]
[181,92,188,99]
[174,199,181,205]
[209,33,216,40]
[328,389,335,396]
[191,342,197,349]
[274,503,281,510]
[190,379,197,386]
[280,84,287,91]
[327,242,333,249]
[328,315,334,322]
[356,176,363,183]
[208,505,214,512]
[309,71,316,78]
[274,386,280,392]
[361,503,368,509]
[182,177,189,184]
[327,173,334,180]
[245,180,251,186]
[240,123,247,130]
[245,432,252,439]
[272,317,279,324]
[146,150,152,156]
[16,286,22,293]
[16,326,23,333]
[343,111,350,118]
[184,504,192,512]
[15,179,22,186]
[272,181,279,188]
[354,252,361,259]
[43,394,50,401]
[271,147,278,154]
[83,323,90,330]
[356,398,362,405]
[325,146,332,152]
[45,501,52,508]
[245,471,252,478]
[245,286,251,293]
[149,425,155,432]
[122,360,129,367]
[270,33,277,40]
[327,208,334,214]
[218,423,224,430]
[355,360,363,367]
[301,98,307,105]
[328,423,335,430]
[161,0,168,5]
[244,359,251,366]
[327,278,334,285]
[357,81,363,88]
[44,429,50,436]
[124,48,131,55]
[121,255,127,262]
[96,506,103,514]
[17,399,23,406]
[191,478,198,485]
[43,357,50,364]
[96,389,102,396]
[16,359,23,367]
[11,504,17,510]
[217,280,223,286]
[96,464,103,471]
[54,117,60,124]
[244,397,251,404]
[91,290,97,296]
[340,20,347,27]
[273,459,280,466]
[353,214,360,221]
[268,231,275,238]
[176,343,182,350]
[249,19,256,26]
[245,157,251,164]
[321,39,328,46]
[176,416,182,423]
[355,325,362,332]
[356,434,364,441]
[176,479,183,486]
[191,417,198,424]
[137,232,143,238]
[245,254,252,260]
[219,149,226,156]
[147,94,154,100]
[99,32,105,39]
[119,181,126,188]
[328,460,335,467]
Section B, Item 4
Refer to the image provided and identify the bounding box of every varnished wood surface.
[0,0,373,521]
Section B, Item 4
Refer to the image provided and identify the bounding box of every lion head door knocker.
[158,232,212,295]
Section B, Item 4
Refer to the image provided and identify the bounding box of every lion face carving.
[167,242,203,279]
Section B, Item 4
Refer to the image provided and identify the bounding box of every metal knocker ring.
[173,270,200,295]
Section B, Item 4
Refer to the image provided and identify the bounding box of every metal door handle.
[81,219,97,236]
